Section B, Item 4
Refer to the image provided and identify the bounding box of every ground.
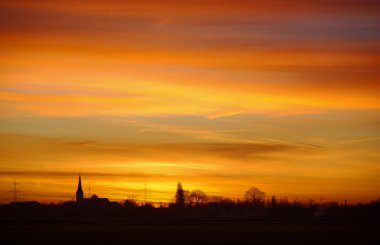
[2,221,379,244]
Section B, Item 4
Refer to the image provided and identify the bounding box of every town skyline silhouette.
[2,0,380,243]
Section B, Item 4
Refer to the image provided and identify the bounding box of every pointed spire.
[76,173,84,202]
[77,174,83,191]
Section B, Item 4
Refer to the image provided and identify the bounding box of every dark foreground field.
[2,221,379,245]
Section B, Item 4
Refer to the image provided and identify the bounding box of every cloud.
[0,133,319,166]
[1,0,379,119]
[0,170,169,179]
[340,137,380,144]
[2,1,380,16]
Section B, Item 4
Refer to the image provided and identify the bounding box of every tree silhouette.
[245,187,266,217]
[189,190,208,205]
[271,195,277,206]
[124,198,138,208]
[245,187,266,203]
[175,182,185,208]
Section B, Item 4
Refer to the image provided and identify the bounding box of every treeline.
[1,185,379,222]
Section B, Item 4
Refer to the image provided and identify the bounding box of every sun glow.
[1,0,380,204]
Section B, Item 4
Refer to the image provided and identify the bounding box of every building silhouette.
[76,174,84,202]
[74,174,113,207]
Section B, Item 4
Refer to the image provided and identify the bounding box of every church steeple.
[76,174,84,202]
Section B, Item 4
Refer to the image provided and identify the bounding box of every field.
[2,221,379,244]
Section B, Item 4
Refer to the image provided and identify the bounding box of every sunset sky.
[1,0,379,204]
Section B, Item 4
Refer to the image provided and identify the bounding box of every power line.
[9,179,22,202]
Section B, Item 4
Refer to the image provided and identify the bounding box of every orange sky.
[0,0,379,204]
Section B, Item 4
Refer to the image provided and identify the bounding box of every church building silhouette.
[75,174,111,206]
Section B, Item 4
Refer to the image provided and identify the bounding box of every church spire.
[76,174,84,202]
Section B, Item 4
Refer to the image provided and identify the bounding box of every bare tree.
[188,190,208,205]
[245,187,266,203]
[124,198,138,208]
[245,187,266,217]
